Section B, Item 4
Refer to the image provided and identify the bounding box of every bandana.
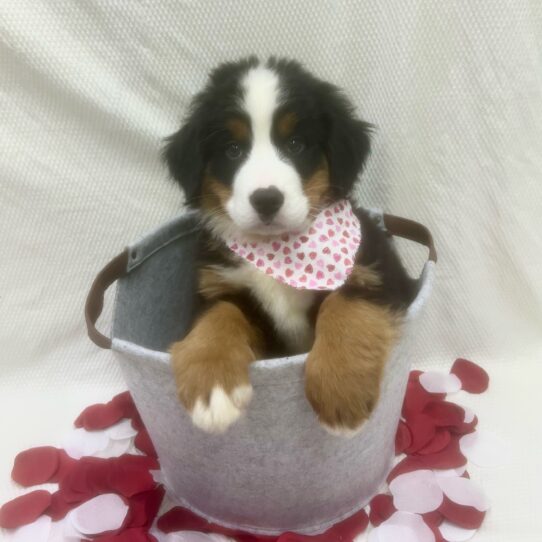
[225,200,362,290]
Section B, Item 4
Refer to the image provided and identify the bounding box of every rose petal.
[94,527,157,541]
[369,494,395,526]
[51,450,78,483]
[111,391,139,420]
[127,486,165,528]
[375,511,436,542]
[423,510,444,529]
[459,431,509,468]
[47,491,76,521]
[450,359,489,394]
[62,428,110,459]
[420,373,462,394]
[389,470,443,513]
[402,378,446,420]
[395,422,412,455]
[404,415,436,453]
[415,435,467,470]
[75,401,125,431]
[12,447,60,487]
[438,497,486,529]
[70,493,129,535]
[107,419,138,440]
[0,490,52,529]
[436,477,489,511]
[134,429,157,458]
[423,402,465,428]
[8,515,51,542]
[438,521,477,541]
[433,467,466,478]
[417,429,451,455]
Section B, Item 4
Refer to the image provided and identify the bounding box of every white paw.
[320,422,362,439]
[191,385,253,434]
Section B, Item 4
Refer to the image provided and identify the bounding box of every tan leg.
[305,291,399,436]
[170,300,263,433]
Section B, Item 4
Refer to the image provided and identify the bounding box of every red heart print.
[309,227,316,234]
[328,229,335,237]
[325,210,332,217]
[309,252,317,260]
[250,242,257,248]
[285,269,294,277]
[267,253,275,260]
[333,254,341,262]
[300,235,309,242]
[344,258,352,266]
[319,235,328,242]
[299,275,307,282]
[231,243,238,250]
[344,230,350,238]
[283,246,291,254]
[326,218,333,225]
[293,241,301,249]
[327,278,334,286]
[341,247,348,254]
[305,264,313,273]
[281,233,290,242]
[323,246,331,254]
[266,267,273,274]
[285,256,292,264]
[340,238,347,244]
[272,242,281,251]
[256,259,264,267]
[247,253,255,261]
[327,264,335,272]
[297,252,305,260]
[316,271,324,279]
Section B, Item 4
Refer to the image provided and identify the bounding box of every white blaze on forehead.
[241,66,281,141]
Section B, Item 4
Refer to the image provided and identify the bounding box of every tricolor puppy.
[164,57,415,435]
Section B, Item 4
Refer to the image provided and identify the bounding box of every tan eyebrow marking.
[226,118,250,141]
[276,111,298,138]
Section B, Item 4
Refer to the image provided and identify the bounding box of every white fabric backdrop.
[1,1,541,540]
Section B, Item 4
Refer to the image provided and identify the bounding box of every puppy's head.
[164,57,371,237]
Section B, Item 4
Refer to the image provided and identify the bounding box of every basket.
[85,209,436,536]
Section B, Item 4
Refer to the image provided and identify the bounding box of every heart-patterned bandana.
[225,200,362,290]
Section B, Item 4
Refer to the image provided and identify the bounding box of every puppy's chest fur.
[196,229,322,355]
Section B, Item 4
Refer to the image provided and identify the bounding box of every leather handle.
[85,249,129,349]
[383,213,437,263]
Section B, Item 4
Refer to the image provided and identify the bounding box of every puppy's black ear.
[322,87,372,198]
[163,121,204,206]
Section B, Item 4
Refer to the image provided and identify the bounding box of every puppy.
[164,57,415,435]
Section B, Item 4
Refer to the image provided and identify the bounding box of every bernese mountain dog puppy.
[164,57,415,436]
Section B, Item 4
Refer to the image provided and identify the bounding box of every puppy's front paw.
[304,345,381,438]
[170,340,254,434]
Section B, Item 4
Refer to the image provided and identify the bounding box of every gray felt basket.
[85,209,436,536]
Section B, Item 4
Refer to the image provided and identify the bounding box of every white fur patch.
[226,66,310,235]
[216,263,315,353]
[192,386,251,434]
[321,423,362,439]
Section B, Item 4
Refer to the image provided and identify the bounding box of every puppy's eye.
[285,136,305,155]
[225,142,244,160]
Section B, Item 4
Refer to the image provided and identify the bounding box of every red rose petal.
[450,415,478,436]
[0,490,52,529]
[395,421,412,455]
[126,486,165,528]
[404,414,436,453]
[111,391,138,418]
[402,379,446,420]
[157,506,237,536]
[417,428,451,455]
[423,510,444,529]
[451,359,489,394]
[423,401,465,428]
[47,490,77,520]
[75,401,125,431]
[369,494,395,526]
[12,446,59,486]
[386,456,427,483]
[108,456,157,497]
[94,528,157,542]
[415,435,467,470]
[52,450,78,483]
[439,496,486,529]
[134,429,157,458]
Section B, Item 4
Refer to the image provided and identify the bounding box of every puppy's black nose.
[249,186,284,223]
